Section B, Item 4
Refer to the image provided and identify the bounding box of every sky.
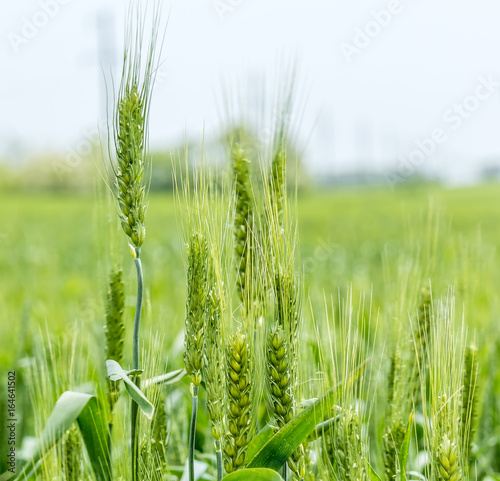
[2,0,500,181]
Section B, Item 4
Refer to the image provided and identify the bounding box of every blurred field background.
[3,173,500,371]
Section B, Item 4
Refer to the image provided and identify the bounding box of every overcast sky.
[3,0,500,179]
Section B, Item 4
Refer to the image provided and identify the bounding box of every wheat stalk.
[109,4,162,480]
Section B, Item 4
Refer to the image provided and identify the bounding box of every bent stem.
[131,248,143,481]
[282,465,288,481]
[215,439,223,481]
[189,384,199,481]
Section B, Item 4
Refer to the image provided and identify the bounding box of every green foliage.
[106,359,154,419]
[18,391,110,481]
[222,468,284,480]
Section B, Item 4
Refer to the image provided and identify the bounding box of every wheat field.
[2,4,500,481]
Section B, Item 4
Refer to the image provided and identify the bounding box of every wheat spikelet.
[270,147,286,221]
[437,434,462,481]
[408,287,433,410]
[184,232,208,387]
[383,287,432,480]
[151,390,168,470]
[386,347,400,411]
[269,271,305,478]
[461,344,478,463]
[383,416,406,481]
[204,284,225,441]
[61,426,82,481]
[104,267,125,412]
[274,271,300,390]
[231,142,253,303]
[224,330,253,473]
[112,7,160,249]
[266,325,305,478]
[383,346,405,480]
[334,408,366,481]
[139,434,151,478]
[267,325,293,427]
[303,442,315,481]
[115,84,147,247]
[413,287,432,376]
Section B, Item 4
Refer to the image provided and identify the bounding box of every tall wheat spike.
[231,141,254,306]
[109,6,162,481]
[111,4,160,249]
[426,295,465,481]
[105,267,125,414]
[383,286,432,480]
[224,330,254,473]
[61,426,82,481]
[184,232,209,387]
[461,344,479,466]
[204,283,225,442]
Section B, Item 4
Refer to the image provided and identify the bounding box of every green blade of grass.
[142,368,186,389]
[14,391,110,481]
[76,396,111,481]
[367,462,383,481]
[400,412,413,481]
[247,425,274,461]
[223,468,284,480]
[106,359,154,419]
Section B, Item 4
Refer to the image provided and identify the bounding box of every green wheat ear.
[104,267,125,412]
[61,426,82,481]
[383,416,406,481]
[267,325,293,428]
[184,232,209,387]
[334,408,366,481]
[224,330,254,473]
[151,390,168,471]
[268,272,305,479]
[414,286,432,367]
[437,434,461,481]
[204,283,225,442]
[461,344,479,463]
[115,84,147,247]
[111,6,160,249]
[231,142,254,304]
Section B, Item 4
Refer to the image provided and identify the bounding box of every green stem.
[132,250,143,370]
[215,439,223,481]
[108,422,113,468]
[131,249,143,481]
[189,384,199,481]
[282,464,288,481]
